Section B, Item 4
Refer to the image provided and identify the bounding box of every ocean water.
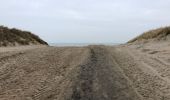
[49,43,120,47]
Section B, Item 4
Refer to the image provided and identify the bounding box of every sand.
[0,42,170,100]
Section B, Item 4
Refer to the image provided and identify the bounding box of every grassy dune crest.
[128,26,170,43]
[0,26,48,46]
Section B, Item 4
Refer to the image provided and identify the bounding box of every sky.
[1,0,170,43]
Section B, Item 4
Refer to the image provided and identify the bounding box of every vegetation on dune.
[128,26,170,43]
[0,26,48,46]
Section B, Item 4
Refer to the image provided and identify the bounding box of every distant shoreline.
[49,43,121,47]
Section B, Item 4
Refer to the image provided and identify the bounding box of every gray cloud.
[1,0,170,43]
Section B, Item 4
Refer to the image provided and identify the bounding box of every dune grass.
[128,26,170,43]
[0,26,48,46]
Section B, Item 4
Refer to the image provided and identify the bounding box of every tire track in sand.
[68,46,141,100]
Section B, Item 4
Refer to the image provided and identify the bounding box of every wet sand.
[0,43,170,100]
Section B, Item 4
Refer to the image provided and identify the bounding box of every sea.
[49,43,120,47]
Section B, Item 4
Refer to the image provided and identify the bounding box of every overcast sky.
[1,0,170,43]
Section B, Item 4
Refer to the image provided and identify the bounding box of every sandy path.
[0,45,170,100]
[64,46,141,100]
[108,44,170,100]
[0,46,89,100]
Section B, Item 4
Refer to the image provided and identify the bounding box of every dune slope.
[128,26,170,43]
[0,26,48,46]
